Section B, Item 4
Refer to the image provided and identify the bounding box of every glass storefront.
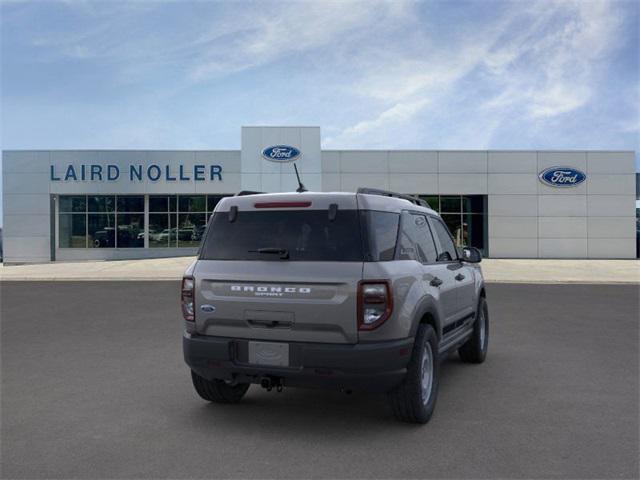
[415,195,487,255]
[58,193,485,254]
[58,194,232,249]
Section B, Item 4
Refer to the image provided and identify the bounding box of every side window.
[430,217,458,262]
[396,212,437,263]
[414,215,438,263]
[397,212,422,261]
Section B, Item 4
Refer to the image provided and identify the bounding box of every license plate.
[248,341,289,367]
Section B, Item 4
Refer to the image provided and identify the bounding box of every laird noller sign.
[50,163,223,182]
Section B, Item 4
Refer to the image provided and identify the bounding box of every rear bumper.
[183,333,414,392]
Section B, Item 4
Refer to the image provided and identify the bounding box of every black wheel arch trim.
[410,297,442,340]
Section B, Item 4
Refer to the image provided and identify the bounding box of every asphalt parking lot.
[1,282,638,479]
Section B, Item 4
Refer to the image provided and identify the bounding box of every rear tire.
[191,371,250,404]
[387,324,439,424]
[458,296,489,364]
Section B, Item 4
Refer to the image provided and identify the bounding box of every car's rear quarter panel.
[359,260,427,342]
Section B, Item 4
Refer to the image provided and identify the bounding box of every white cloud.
[326,0,628,147]
[20,0,416,85]
[189,1,412,80]
[332,98,430,141]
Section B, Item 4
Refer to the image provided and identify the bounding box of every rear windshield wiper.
[248,247,290,260]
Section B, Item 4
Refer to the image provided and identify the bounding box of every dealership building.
[1,126,637,263]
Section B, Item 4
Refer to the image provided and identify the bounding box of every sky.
[1,0,639,223]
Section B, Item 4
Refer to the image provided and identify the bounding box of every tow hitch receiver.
[260,376,284,392]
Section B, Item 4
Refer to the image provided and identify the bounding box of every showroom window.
[60,194,232,249]
[88,195,116,248]
[148,194,233,249]
[148,195,177,248]
[415,195,487,255]
[59,195,142,248]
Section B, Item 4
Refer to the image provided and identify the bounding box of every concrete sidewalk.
[1,257,638,284]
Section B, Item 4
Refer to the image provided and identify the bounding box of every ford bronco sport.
[182,188,488,423]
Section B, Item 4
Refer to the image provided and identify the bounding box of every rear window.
[200,210,364,261]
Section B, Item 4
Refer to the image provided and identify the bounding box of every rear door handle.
[455,273,465,281]
[430,277,443,287]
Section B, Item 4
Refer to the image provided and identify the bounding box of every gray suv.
[182,189,488,423]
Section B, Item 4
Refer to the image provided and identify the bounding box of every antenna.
[293,163,307,193]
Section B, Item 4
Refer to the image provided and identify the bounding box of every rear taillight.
[358,280,393,330]
[181,276,195,322]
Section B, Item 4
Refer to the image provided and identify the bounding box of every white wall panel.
[489,238,538,258]
[340,151,388,173]
[321,152,340,173]
[238,173,260,192]
[322,173,341,191]
[195,174,240,193]
[3,151,50,173]
[488,174,538,194]
[3,237,50,262]
[587,239,636,259]
[488,151,537,173]
[587,217,636,238]
[587,152,635,174]
[587,174,635,195]
[538,238,588,258]
[438,174,487,194]
[388,151,438,173]
[195,151,241,173]
[98,150,149,165]
[3,194,50,215]
[438,152,487,173]
[538,217,587,238]
[489,217,538,238]
[389,174,438,194]
[538,195,587,217]
[340,173,388,191]
[587,195,636,217]
[489,195,538,217]
[260,174,282,193]
[538,151,587,171]
[4,172,51,195]
[3,214,50,237]
[51,150,100,165]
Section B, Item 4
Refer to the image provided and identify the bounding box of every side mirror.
[461,246,482,263]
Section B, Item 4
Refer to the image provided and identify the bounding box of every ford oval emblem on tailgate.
[200,304,216,313]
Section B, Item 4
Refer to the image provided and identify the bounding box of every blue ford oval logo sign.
[538,166,586,188]
[261,145,301,163]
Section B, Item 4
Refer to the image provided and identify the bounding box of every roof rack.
[357,187,428,208]
[235,190,264,196]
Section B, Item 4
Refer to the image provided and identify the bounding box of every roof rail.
[235,190,264,196]
[357,187,428,208]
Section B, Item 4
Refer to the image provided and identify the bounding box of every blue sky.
[1,0,639,223]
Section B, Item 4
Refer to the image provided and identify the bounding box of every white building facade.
[2,126,637,263]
